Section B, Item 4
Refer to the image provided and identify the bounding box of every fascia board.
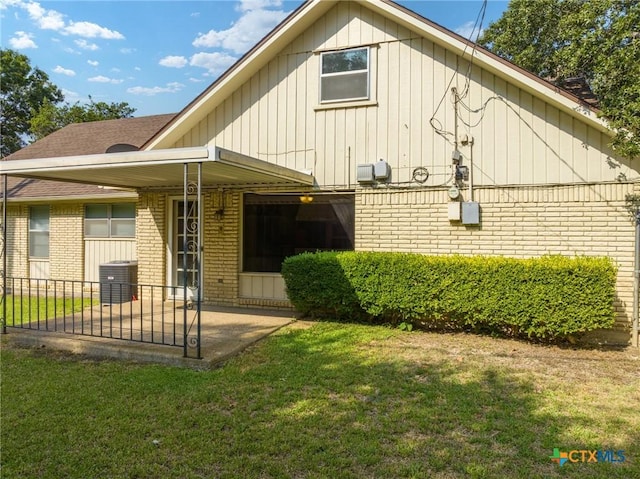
[0,146,210,176]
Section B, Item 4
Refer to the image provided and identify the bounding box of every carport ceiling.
[0,146,314,189]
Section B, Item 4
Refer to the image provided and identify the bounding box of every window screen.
[243,194,355,272]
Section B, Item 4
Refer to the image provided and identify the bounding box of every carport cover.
[0,146,314,189]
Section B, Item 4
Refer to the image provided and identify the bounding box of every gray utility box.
[462,201,480,225]
[99,261,138,304]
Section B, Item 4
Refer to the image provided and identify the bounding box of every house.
[2,114,175,283]
[2,0,638,345]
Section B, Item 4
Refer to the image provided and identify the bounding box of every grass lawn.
[1,321,639,478]
[2,294,97,326]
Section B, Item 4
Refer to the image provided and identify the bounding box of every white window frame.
[84,203,136,238]
[320,46,370,104]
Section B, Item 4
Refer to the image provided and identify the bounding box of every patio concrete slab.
[3,305,297,369]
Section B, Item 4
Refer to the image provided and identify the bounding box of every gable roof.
[5,113,175,161]
[144,0,611,152]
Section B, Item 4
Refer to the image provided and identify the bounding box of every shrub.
[282,252,617,340]
[281,251,366,320]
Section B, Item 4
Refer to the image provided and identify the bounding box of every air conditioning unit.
[99,261,138,304]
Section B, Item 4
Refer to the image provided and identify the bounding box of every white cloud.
[64,21,124,39]
[189,77,205,83]
[455,21,483,41]
[2,0,124,40]
[159,55,188,68]
[120,47,135,54]
[23,0,65,30]
[127,82,185,96]
[88,75,123,84]
[53,65,75,76]
[4,1,124,40]
[193,8,287,54]
[61,88,81,102]
[87,60,99,66]
[237,0,282,13]
[0,0,18,8]
[9,30,37,48]
[75,38,98,50]
[189,52,237,76]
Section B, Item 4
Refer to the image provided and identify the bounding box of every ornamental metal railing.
[2,277,201,358]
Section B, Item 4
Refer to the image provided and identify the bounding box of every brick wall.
[49,204,84,280]
[6,205,28,278]
[136,193,166,287]
[356,182,636,345]
[134,191,242,306]
[202,190,240,305]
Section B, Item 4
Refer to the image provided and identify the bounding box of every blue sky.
[1,0,508,117]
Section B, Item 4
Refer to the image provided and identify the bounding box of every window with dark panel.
[243,194,355,273]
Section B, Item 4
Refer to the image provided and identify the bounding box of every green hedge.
[281,252,617,340]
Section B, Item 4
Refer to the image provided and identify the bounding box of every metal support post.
[183,163,189,357]
[633,209,640,347]
[196,162,202,359]
[182,162,202,358]
[2,174,7,334]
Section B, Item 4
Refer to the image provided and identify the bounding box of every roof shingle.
[2,113,175,200]
[4,113,175,161]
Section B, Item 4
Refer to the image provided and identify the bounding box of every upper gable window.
[320,47,369,103]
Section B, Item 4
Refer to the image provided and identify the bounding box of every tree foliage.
[1,48,136,158]
[479,0,640,159]
[30,97,136,141]
[0,49,63,158]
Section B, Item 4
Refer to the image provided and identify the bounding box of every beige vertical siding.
[172,1,632,189]
[84,239,137,283]
[29,260,49,280]
[238,273,288,301]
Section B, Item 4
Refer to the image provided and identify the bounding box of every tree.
[1,49,137,157]
[479,0,640,159]
[0,49,63,158]
[30,97,136,141]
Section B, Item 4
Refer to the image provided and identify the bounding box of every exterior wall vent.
[357,164,375,184]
